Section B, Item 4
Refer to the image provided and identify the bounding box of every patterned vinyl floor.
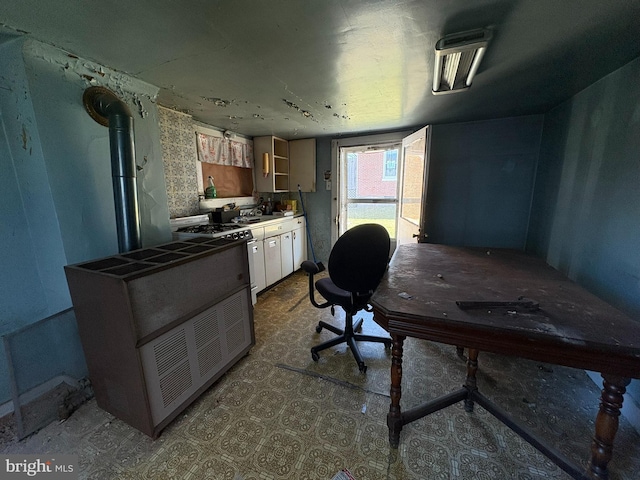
[2,270,639,479]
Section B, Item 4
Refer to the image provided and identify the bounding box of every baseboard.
[586,371,640,435]
[0,375,80,418]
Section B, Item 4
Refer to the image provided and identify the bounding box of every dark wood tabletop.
[369,243,640,479]
[371,243,640,378]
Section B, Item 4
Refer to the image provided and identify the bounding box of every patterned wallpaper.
[158,106,200,218]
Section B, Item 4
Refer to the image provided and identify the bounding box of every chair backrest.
[328,223,390,294]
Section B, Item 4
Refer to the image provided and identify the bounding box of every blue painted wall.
[0,38,171,404]
[528,56,640,318]
[528,56,640,403]
[426,116,543,248]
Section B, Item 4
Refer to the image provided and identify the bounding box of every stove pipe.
[83,86,141,253]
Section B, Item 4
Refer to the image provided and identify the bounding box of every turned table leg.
[388,333,406,448]
[588,374,630,480]
[464,348,479,412]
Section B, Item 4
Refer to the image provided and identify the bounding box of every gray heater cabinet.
[65,237,254,438]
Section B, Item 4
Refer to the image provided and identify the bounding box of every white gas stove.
[170,215,253,241]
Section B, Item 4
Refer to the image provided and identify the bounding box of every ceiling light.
[432,29,492,95]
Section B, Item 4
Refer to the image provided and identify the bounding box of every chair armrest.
[301,260,320,275]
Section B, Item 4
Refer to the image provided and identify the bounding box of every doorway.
[331,129,430,253]
[331,132,408,253]
[338,143,400,238]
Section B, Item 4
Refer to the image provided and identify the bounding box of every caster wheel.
[384,341,392,349]
[311,351,319,361]
[359,364,367,374]
[315,325,323,333]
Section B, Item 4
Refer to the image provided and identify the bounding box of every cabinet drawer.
[264,222,286,238]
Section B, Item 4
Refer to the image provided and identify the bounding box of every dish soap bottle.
[205,176,217,199]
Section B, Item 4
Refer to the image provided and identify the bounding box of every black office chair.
[301,223,392,373]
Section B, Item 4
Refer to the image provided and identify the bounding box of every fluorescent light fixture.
[432,29,492,95]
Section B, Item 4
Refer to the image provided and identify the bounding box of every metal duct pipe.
[83,86,141,253]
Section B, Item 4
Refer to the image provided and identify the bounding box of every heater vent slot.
[198,338,223,377]
[223,295,243,328]
[226,322,246,356]
[154,330,188,377]
[194,310,219,349]
[159,360,192,407]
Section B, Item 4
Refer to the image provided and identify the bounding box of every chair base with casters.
[311,313,391,373]
[301,223,393,374]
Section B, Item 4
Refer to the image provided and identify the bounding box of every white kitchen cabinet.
[280,231,294,277]
[249,226,266,295]
[289,138,316,192]
[264,235,282,286]
[292,219,307,271]
[255,216,308,296]
[249,239,266,294]
[253,136,316,193]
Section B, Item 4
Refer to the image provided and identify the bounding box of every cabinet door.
[250,240,266,292]
[264,236,282,286]
[280,232,294,277]
[292,225,307,270]
[289,138,316,192]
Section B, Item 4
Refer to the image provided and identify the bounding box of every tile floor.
[1,271,639,479]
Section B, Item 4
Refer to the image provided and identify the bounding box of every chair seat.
[316,278,371,312]
[316,277,350,306]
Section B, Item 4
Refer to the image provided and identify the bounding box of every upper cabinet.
[254,136,316,193]
[289,138,316,192]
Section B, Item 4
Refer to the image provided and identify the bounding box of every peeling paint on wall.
[20,123,28,150]
[23,40,158,121]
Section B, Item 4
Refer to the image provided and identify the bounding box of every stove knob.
[238,231,245,239]
[232,232,239,240]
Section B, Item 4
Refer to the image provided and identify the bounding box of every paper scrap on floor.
[332,469,356,480]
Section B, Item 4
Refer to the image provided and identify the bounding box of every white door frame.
[330,131,411,247]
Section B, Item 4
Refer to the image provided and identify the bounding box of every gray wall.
[303,137,333,264]
[528,56,640,403]
[426,116,543,248]
[0,38,171,404]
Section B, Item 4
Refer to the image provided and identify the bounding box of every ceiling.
[1,0,640,139]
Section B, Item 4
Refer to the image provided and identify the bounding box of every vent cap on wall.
[432,29,492,95]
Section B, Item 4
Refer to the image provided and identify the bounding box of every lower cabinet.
[249,239,266,293]
[280,231,294,277]
[255,216,308,296]
[292,223,306,271]
[264,235,282,286]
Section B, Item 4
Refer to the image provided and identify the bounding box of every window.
[338,145,400,239]
[383,150,398,180]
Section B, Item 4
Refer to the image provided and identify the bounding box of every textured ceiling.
[1,0,640,139]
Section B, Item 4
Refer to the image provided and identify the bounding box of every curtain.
[196,132,253,168]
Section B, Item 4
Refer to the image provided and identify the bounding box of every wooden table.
[370,244,640,480]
